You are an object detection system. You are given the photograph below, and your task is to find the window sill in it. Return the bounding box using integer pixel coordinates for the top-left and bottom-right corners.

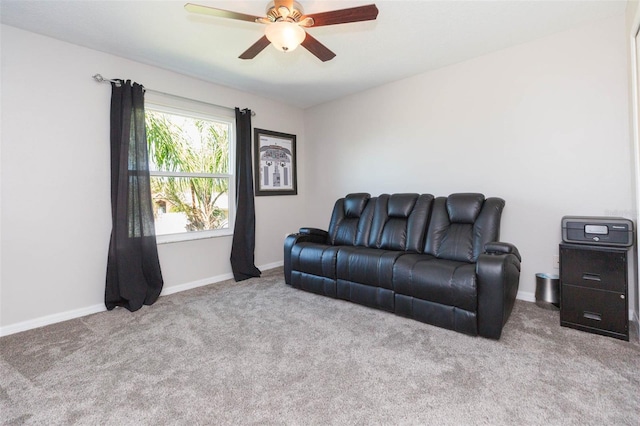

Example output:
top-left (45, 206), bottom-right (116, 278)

top-left (156, 229), bottom-right (233, 244)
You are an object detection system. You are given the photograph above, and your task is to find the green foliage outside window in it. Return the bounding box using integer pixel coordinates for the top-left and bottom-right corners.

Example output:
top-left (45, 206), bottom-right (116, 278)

top-left (145, 110), bottom-right (231, 233)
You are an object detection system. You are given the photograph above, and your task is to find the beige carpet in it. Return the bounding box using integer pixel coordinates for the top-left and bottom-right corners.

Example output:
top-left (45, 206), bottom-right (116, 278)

top-left (1, 267), bottom-right (639, 425)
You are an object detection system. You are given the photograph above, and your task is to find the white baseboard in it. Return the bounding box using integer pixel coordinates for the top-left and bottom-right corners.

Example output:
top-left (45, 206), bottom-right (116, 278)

top-left (516, 291), bottom-right (536, 303)
top-left (159, 272), bottom-right (235, 297)
top-left (0, 303), bottom-right (107, 338)
top-left (259, 260), bottom-right (285, 271)
top-left (0, 261), bottom-right (284, 337)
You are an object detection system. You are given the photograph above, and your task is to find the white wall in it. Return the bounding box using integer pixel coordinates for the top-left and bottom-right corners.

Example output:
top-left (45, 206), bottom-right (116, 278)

top-left (626, 0), bottom-right (640, 333)
top-left (0, 25), bottom-right (308, 333)
top-left (304, 15), bottom-right (634, 308)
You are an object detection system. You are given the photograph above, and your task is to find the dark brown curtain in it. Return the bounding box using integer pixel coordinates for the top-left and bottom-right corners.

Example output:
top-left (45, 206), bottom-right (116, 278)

top-left (105, 80), bottom-right (163, 311)
top-left (230, 108), bottom-right (261, 281)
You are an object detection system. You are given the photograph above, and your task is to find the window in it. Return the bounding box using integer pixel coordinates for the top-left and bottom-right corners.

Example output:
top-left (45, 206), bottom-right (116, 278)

top-left (145, 95), bottom-right (235, 243)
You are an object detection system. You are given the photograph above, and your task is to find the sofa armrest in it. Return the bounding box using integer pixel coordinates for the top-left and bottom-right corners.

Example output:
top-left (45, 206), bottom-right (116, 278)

top-left (299, 227), bottom-right (329, 239)
top-left (476, 249), bottom-right (522, 339)
top-left (484, 242), bottom-right (521, 262)
top-left (284, 232), bottom-right (329, 284)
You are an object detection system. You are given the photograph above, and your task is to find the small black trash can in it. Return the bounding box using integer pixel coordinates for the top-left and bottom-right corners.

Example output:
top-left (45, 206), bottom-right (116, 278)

top-left (535, 273), bottom-right (559, 310)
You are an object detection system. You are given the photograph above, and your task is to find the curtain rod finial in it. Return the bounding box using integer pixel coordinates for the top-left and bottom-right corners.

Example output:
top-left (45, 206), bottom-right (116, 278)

top-left (93, 74), bottom-right (121, 87)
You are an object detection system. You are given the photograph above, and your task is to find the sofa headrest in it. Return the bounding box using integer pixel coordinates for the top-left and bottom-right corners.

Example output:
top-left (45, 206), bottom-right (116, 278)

top-left (344, 193), bottom-right (371, 218)
top-left (446, 193), bottom-right (485, 224)
top-left (388, 193), bottom-right (419, 218)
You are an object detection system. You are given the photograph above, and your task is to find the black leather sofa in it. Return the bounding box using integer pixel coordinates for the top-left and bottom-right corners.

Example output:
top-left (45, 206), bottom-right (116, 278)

top-left (284, 193), bottom-right (521, 339)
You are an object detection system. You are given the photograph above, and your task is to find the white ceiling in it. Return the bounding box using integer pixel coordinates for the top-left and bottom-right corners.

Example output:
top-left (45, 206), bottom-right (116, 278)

top-left (0, 0), bottom-right (628, 108)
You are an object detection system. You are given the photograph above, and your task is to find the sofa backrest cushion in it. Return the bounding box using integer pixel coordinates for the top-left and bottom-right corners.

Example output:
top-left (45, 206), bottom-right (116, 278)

top-left (328, 193), bottom-right (375, 246)
top-left (368, 193), bottom-right (434, 252)
top-left (447, 193), bottom-right (484, 223)
top-left (425, 193), bottom-right (505, 262)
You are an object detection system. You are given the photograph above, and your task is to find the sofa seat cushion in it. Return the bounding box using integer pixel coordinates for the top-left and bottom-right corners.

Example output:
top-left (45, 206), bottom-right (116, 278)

top-left (290, 242), bottom-right (340, 279)
top-left (336, 247), bottom-right (403, 290)
top-left (393, 254), bottom-right (477, 312)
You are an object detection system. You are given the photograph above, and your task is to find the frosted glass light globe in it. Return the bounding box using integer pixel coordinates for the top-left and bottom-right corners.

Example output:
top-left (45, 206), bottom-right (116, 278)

top-left (265, 21), bottom-right (306, 53)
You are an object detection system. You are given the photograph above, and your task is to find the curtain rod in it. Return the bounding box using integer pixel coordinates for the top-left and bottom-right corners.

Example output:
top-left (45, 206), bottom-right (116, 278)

top-left (92, 74), bottom-right (255, 116)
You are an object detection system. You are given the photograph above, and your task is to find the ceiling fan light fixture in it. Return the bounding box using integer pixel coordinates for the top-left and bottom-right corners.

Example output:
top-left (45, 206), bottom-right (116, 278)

top-left (186, 1), bottom-right (379, 61)
top-left (265, 21), bottom-right (306, 53)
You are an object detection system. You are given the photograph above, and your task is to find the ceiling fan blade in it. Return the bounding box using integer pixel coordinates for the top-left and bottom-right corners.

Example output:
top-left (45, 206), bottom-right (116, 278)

top-left (239, 35), bottom-right (271, 60)
top-left (301, 33), bottom-right (336, 62)
top-left (184, 3), bottom-right (261, 23)
top-left (303, 4), bottom-right (378, 27)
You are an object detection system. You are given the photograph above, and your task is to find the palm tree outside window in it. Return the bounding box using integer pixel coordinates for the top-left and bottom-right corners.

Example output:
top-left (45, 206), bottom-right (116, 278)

top-left (145, 104), bottom-right (235, 242)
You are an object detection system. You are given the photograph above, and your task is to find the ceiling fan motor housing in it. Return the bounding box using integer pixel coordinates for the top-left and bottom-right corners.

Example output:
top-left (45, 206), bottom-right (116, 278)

top-left (266, 1), bottom-right (305, 22)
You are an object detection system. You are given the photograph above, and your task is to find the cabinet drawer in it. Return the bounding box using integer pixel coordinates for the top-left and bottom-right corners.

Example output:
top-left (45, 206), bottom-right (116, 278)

top-left (560, 284), bottom-right (627, 337)
top-left (560, 246), bottom-right (626, 292)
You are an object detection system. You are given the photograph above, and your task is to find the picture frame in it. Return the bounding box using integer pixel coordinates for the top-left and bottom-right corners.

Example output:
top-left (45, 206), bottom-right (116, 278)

top-left (254, 128), bottom-right (297, 196)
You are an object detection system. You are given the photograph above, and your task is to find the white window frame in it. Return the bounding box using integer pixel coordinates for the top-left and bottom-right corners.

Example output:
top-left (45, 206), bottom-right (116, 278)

top-left (145, 91), bottom-right (236, 244)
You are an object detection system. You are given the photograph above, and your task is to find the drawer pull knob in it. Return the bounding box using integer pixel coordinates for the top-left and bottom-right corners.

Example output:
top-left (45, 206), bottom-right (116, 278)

top-left (583, 311), bottom-right (602, 321)
top-left (582, 273), bottom-right (601, 282)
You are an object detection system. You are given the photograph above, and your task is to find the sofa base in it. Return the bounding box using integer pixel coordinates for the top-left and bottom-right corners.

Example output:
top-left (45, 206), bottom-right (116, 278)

top-left (394, 294), bottom-right (478, 336)
top-left (288, 274), bottom-right (479, 336)
top-left (337, 280), bottom-right (394, 312)
top-left (291, 271), bottom-right (337, 298)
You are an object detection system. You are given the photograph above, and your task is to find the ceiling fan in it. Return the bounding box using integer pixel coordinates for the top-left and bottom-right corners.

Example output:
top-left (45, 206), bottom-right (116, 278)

top-left (184, 1), bottom-right (379, 62)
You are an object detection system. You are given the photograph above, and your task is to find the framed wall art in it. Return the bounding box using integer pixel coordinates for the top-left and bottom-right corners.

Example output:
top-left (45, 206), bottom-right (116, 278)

top-left (254, 128), bottom-right (297, 196)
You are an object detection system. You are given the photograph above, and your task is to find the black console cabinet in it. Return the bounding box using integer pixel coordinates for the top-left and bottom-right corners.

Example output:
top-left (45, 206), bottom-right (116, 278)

top-left (559, 243), bottom-right (629, 341)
